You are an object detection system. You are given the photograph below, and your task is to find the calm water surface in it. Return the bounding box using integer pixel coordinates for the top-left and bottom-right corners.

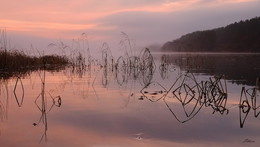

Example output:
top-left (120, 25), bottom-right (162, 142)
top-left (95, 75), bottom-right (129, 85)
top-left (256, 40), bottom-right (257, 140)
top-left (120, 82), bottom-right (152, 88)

top-left (0, 52), bottom-right (260, 147)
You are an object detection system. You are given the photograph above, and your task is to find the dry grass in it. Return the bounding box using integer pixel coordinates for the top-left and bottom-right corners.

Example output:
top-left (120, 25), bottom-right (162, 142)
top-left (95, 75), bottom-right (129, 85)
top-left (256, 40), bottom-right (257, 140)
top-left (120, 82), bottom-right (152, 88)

top-left (0, 50), bottom-right (69, 79)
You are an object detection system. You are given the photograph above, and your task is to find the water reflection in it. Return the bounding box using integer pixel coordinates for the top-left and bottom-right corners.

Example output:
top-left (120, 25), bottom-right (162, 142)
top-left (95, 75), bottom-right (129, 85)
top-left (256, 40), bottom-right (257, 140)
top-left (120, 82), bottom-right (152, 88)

top-left (141, 81), bottom-right (167, 102)
top-left (0, 80), bottom-right (8, 122)
top-left (161, 53), bottom-right (260, 86)
top-left (139, 48), bottom-right (156, 86)
top-left (164, 72), bottom-right (204, 123)
top-left (0, 52), bottom-right (260, 146)
top-left (142, 72), bottom-right (229, 123)
top-left (33, 69), bottom-right (63, 142)
top-left (13, 77), bottom-right (24, 107)
top-left (87, 51), bottom-right (259, 126)
top-left (115, 56), bottom-right (127, 86)
top-left (239, 78), bottom-right (260, 128)
top-left (159, 55), bottom-right (170, 79)
top-left (203, 76), bottom-right (228, 115)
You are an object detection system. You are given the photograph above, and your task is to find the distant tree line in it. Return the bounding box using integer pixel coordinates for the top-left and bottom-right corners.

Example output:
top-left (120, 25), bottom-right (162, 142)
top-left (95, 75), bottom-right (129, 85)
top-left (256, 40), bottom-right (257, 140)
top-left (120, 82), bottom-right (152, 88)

top-left (161, 17), bottom-right (260, 52)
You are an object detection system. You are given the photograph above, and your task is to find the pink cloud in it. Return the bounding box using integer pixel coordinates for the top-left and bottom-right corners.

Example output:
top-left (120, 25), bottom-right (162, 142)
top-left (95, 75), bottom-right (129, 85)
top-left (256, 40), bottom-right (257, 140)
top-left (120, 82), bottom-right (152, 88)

top-left (1, 0), bottom-right (257, 32)
top-left (0, 0), bottom-right (259, 46)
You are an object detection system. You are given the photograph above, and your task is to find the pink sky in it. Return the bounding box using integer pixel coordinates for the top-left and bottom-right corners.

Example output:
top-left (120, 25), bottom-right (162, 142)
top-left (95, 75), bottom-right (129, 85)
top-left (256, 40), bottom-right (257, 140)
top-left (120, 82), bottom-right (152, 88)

top-left (1, 0), bottom-right (260, 51)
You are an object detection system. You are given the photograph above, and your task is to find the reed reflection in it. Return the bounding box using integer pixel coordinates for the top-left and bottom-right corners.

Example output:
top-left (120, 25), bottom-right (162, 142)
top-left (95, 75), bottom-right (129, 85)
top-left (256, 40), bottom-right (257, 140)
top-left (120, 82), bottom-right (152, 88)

top-left (13, 77), bottom-right (24, 107)
top-left (202, 76), bottom-right (228, 115)
top-left (33, 68), bottom-right (63, 142)
top-left (159, 55), bottom-right (169, 80)
top-left (239, 78), bottom-right (260, 128)
top-left (91, 50), bottom-right (259, 127)
top-left (138, 71), bottom-right (230, 123)
top-left (0, 79), bottom-right (9, 122)
top-left (115, 56), bottom-right (127, 86)
top-left (165, 72), bottom-right (204, 123)
top-left (141, 81), bottom-right (167, 102)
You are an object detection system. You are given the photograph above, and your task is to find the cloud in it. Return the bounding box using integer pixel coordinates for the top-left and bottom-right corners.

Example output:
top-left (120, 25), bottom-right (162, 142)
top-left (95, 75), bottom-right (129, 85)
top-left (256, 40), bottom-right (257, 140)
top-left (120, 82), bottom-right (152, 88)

top-left (1, 19), bottom-right (97, 31)
top-left (1, 0), bottom-right (260, 50)
top-left (1, 0), bottom-right (258, 31)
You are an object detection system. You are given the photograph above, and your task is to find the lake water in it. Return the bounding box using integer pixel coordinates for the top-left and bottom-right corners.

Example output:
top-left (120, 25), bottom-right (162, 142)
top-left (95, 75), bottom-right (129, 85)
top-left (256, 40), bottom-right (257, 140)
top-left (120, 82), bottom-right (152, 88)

top-left (0, 52), bottom-right (260, 147)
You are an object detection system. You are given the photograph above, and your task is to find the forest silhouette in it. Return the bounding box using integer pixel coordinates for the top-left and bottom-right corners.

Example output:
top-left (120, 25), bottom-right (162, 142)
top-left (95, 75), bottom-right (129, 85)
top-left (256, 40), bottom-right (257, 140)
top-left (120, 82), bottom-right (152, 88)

top-left (161, 17), bottom-right (260, 52)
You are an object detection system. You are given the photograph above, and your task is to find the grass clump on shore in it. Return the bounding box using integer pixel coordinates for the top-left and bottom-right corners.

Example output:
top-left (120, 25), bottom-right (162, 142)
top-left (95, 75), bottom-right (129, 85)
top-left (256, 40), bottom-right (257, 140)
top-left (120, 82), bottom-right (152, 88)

top-left (0, 50), bottom-right (69, 78)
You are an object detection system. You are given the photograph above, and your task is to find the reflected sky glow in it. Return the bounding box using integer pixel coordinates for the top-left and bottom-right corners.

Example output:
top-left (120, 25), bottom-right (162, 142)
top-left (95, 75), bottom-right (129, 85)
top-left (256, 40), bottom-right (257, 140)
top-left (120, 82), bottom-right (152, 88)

top-left (0, 53), bottom-right (260, 146)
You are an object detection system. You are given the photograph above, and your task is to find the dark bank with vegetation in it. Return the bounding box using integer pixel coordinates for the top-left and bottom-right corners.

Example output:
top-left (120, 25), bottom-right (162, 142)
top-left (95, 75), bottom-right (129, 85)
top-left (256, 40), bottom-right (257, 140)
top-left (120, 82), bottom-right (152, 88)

top-left (161, 17), bottom-right (260, 52)
top-left (0, 50), bottom-right (69, 79)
